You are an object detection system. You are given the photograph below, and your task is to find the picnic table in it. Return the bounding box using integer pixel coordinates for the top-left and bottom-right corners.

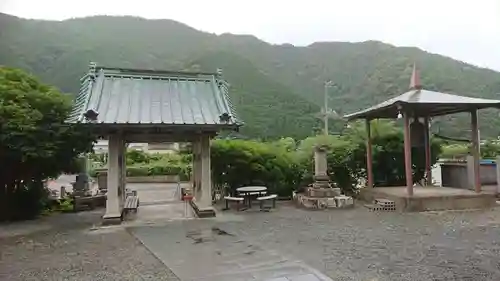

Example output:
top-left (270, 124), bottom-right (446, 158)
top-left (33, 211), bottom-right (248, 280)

top-left (236, 186), bottom-right (267, 208)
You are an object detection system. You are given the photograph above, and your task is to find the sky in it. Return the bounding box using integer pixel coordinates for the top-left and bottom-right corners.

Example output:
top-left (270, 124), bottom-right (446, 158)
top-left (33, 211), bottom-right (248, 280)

top-left (2, 0), bottom-right (500, 71)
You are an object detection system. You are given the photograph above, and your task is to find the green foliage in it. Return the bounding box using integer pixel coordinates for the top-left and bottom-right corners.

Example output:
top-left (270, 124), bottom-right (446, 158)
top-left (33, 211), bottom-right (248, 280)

top-left (441, 144), bottom-right (469, 159)
top-left (211, 140), bottom-right (302, 196)
top-left (341, 120), bottom-right (442, 186)
top-left (214, 121), bottom-right (444, 196)
top-left (440, 140), bottom-right (500, 160)
top-left (52, 197), bottom-right (74, 212)
top-left (123, 151), bottom-right (191, 180)
top-left (126, 150), bottom-right (150, 165)
top-left (480, 140), bottom-right (500, 159)
top-left (3, 14), bottom-right (500, 139)
top-left (0, 66), bottom-right (95, 221)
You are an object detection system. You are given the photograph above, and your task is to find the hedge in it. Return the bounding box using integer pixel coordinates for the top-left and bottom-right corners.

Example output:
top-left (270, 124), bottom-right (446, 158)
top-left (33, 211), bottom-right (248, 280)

top-left (211, 121), bottom-right (443, 197)
top-left (87, 121), bottom-right (444, 198)
top-left (90, 150), bottom-right (191, 181)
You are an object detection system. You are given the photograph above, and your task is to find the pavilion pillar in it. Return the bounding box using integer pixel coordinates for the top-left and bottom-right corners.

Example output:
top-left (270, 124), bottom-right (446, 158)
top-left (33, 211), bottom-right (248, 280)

top-left (198, 134), bottom-right (213, 209)
top-left (496, 155), bottom-right (500, 195)
top-left (423, 117), bottom-right (432, 185)
top-left (471, 110), bottom-right (481, 193)
top-left (103, 134), bottom-right (123, 225)
top-left (119, 139), bottom-right (127, 206)
top-left (192, 140), bottom-right (202, 199)
top-left (191, 141), bottom-right (196, 198)
top-left (365, 119), bottom-right (374, 188)
top-left (403, 112), bottom-right (413, 196)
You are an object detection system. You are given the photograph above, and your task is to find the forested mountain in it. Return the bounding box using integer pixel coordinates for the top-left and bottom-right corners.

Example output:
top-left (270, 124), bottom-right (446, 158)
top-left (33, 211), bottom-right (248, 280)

top-left (1, 13), bottom-right (500, 139)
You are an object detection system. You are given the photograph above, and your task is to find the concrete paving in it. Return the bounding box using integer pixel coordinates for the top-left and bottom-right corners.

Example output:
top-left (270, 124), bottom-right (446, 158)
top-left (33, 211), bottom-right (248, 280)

top-left (123, 183), bottom-right (195, 226)
top-left (127, 183), bottom-right (333, 280)
top-left (130, 221), bottom-right (332, 281)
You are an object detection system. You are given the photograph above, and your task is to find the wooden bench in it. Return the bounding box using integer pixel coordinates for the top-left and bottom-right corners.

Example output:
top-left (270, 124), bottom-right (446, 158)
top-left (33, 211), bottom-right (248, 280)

top-left (123, 195), bottom-right (140, 214)
top-left (223, 196), bottom-right (245, 211)
top-left (257, 194), bottom-right (277, 211)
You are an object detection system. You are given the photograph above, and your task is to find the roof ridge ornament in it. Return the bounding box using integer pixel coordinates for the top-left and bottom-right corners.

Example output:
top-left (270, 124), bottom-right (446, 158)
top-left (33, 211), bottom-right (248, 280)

top-left (219, 112), bottom-right (232, 124)
top-left (88, 61), bottom-right (97, 80)
top-left (83, 109), bottom-right (99, 123)
top-left (409, 63), bottom-right (422, 90)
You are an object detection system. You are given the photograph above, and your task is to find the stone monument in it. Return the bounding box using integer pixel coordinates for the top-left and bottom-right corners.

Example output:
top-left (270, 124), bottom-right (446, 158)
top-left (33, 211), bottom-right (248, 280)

top-left (295, 145), bottom-right (347, 209)
top-left (72, 156), bottom-right (92, 197)
top-left (73, 173), bottom-right (91, 197)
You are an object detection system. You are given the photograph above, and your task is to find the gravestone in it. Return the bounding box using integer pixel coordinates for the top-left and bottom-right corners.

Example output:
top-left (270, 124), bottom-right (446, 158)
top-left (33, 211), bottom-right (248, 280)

top-left (73, 173), bottom-right (91, 197)
top-left (96, 168), bottom-right (108, 194)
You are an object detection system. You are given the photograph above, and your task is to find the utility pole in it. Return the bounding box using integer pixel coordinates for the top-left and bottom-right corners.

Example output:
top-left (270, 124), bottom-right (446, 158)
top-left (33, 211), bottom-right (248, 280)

top-left (323, 81), bottom-right (334, 135)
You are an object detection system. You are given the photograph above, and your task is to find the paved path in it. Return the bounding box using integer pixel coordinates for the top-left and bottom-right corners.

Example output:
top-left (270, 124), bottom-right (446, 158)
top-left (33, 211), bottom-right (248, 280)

top-left (131, 220), bottom-right (332, 281)
top-left (128, 183), bottom-right (332, 280)
top-left (124, 183), bottom-right (195, 226)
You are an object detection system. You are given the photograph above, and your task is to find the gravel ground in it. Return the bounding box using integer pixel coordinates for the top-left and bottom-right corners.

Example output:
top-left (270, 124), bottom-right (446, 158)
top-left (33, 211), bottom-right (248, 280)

top-left (3, 202), bottom-right (500, 281)
top-left (0, 211), bottom-right (180, 281)
top-left (212, 203), bottom-right (500, 281)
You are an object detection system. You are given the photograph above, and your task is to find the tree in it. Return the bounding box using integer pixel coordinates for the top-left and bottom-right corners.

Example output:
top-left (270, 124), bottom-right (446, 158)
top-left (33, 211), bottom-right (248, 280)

top-left (0, 67), bottom-right (95, 221)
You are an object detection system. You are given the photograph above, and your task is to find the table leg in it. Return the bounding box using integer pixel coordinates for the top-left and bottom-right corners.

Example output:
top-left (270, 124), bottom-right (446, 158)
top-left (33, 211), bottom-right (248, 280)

top-left (248, 195), bottom-right (252, 208)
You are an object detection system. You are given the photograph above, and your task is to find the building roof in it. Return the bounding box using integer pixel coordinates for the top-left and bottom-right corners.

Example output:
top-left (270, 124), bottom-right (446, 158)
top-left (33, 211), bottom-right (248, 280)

top-left (344, 64), bottom-right (500, 120)
top-left (67, 64), bottom-right (242, 129)
top-left (344, 89), bottom-right (500, 120)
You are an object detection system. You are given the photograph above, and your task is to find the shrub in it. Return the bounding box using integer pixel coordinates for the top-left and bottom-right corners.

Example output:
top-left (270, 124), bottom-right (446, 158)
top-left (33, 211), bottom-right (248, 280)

top-left (346, 127), bottom-right (442, 187)
top-left (296, 135), bottom-right (363, 195)
top-left (126, 150), bottom-right (149, 165)
top-left (126, 161), bottom-right (191, 180)
top-left (0, 67), bottom-right (94, 222)
top-left (481, 140), bottom-right (500, 159)
top-left (126, 166), bottom-right (150, 177)
top-left (2, 180), bottom-right (49, 221)
top-left (440, 143), bottom-right (469, 159)
top-left (211, 139), bottom-right (301, 197)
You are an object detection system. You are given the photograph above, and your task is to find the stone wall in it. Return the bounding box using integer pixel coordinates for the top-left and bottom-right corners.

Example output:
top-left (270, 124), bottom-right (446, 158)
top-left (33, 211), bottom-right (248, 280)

top-left (440, 162), bottom-right (497, 189)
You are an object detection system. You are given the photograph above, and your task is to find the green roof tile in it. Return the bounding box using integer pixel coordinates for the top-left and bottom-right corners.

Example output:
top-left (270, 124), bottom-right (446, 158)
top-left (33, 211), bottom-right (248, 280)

top-left (67, 66), bottom-right (242, 129)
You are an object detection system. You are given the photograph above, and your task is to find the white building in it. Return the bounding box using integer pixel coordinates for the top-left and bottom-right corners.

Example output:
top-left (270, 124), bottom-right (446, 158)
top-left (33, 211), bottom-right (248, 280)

top-left (93, 140), bottom-right (179, 154)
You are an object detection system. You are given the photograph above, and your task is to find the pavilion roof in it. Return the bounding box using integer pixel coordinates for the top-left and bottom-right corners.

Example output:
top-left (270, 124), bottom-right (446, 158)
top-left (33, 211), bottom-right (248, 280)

top-left (344, 64), bottom-right (500, 120)
top-left (67, 64), bottom-right (242, 130)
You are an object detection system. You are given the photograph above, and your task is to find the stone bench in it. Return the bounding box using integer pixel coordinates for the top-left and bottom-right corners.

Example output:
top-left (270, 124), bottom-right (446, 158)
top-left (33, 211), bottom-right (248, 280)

top-left (223, 196), bottom-right (244, 211)
top-left (257, 194), bottom-right (277, 210)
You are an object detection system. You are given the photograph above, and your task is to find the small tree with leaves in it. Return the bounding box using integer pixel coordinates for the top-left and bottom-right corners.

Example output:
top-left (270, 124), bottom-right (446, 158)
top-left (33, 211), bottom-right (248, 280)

top-left (0, 67), bottom-right (95, 221)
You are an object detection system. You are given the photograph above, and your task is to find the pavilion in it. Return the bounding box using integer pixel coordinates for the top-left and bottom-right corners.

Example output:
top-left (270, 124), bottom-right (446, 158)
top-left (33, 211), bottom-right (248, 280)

top-left (344, 64), bottom-right (500, 211)
top-left (67, 63), bottom-right (242, 224)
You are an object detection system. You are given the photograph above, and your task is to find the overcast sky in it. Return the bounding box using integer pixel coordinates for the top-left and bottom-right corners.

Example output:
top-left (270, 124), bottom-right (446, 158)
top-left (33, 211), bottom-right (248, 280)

top-left (2, 0), bottom-right (500, 71)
